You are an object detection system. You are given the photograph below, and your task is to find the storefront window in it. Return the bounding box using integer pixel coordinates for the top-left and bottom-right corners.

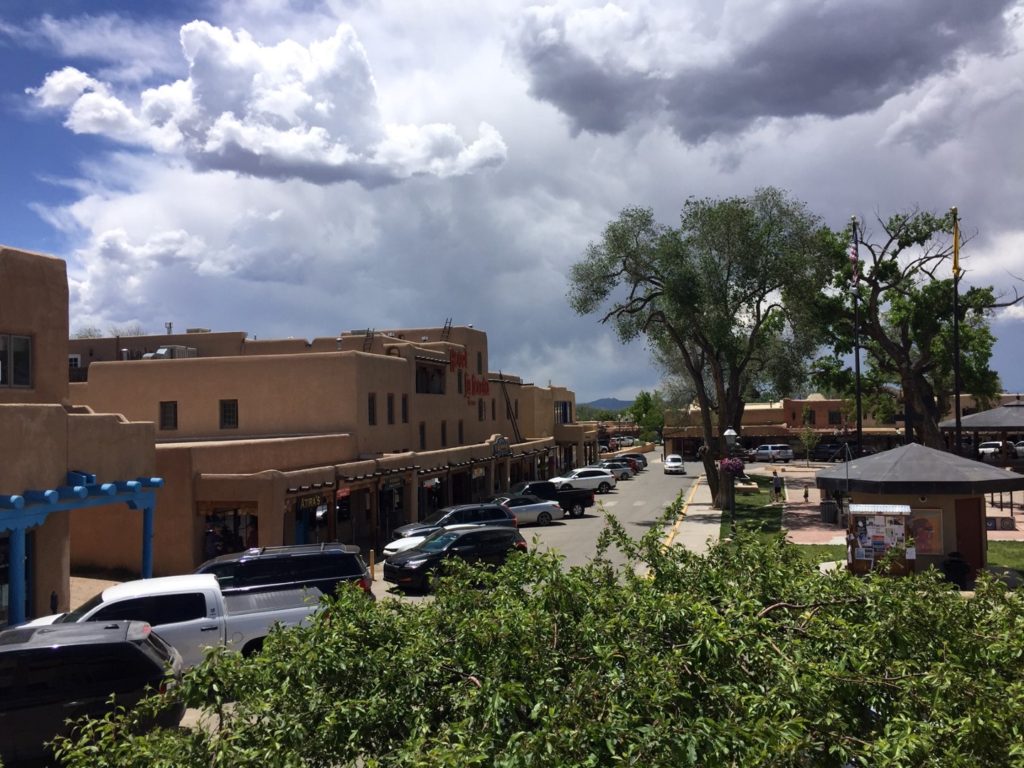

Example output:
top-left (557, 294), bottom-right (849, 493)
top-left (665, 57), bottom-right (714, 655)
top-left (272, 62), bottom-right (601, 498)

top-left (202, 510), bottom-right (257, 560)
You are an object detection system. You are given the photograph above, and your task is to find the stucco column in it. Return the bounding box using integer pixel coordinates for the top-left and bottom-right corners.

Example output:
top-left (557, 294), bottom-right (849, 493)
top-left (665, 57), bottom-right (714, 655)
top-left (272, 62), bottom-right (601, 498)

top-left (404, 475), bottom-right (418, 524)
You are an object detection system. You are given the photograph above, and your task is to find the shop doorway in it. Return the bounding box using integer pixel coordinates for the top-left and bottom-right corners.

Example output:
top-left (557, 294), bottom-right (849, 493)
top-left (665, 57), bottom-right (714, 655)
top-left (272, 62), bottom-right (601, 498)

top-left (202, 508), bottom-right (258, 561)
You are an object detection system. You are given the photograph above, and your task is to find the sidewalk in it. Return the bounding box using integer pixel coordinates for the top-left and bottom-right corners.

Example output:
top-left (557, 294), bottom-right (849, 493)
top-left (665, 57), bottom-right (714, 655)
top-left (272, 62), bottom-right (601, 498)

top-left (666, 477), bottom-right (721, 554)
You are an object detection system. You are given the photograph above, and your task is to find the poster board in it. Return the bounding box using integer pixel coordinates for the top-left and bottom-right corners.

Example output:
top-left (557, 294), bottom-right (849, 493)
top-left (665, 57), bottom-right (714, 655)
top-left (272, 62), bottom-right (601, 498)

top-left (847, 504), bottom-right (911, 575)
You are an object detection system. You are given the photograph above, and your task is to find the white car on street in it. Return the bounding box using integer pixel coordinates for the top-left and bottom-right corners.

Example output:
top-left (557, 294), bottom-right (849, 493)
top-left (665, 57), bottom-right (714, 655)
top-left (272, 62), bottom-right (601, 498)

top-left (663, 454), bottom-right (686, 475)
top-left (978, 441), bottom-right (1012, 460)
top-left (550, 468), bottom-right (617, 493)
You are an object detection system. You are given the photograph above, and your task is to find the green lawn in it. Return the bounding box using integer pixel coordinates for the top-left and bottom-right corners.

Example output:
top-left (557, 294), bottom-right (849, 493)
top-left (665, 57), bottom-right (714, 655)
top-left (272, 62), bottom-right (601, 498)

top-left (719, 476), bottom-right (782, 540)
top-left (792, 540), bottom-right (1024, 586)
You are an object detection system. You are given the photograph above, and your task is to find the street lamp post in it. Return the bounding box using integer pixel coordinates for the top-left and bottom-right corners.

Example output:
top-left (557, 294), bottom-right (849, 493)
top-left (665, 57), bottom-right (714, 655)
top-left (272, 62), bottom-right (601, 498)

top-left (724, 428), bottom-right (738, 533)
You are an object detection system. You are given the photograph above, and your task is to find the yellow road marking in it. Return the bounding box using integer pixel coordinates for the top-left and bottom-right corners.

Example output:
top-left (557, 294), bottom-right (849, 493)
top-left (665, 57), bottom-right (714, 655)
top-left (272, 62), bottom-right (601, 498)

top-left (663, 477), bottom-right (702, 548)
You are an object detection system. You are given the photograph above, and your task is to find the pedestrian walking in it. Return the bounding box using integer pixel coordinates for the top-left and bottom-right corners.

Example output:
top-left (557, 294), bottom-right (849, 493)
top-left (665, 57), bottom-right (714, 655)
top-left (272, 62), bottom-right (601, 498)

top-left (772, 471), bottom-right (783, 503)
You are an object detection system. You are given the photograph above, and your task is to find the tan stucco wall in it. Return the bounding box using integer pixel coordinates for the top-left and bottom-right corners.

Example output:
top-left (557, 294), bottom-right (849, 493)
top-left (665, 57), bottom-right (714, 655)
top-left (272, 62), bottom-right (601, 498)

top-left (0, 247), bottom-right (69, 405)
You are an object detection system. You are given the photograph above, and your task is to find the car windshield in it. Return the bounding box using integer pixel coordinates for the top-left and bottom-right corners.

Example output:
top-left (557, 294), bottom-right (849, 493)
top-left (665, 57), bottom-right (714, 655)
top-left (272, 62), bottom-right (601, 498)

top-left (57, 591), bottom-right (106, 622)
top-left (420, 508), bottom-right (453, 525)
top-left (414, 531), bottom-right (461, 553)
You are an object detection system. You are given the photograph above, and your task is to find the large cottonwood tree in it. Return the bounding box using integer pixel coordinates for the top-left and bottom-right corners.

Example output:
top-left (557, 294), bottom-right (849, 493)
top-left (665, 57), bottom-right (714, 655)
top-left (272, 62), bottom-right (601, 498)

top-left (568, 188), bottom-right (839, 501)
top-left (813, 210), bottom-right (1009, 448)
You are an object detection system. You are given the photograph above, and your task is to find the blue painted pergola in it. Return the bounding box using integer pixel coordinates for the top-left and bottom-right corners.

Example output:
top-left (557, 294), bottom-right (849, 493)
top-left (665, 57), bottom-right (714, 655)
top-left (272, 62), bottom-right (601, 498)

top-left (0, 471), bottom-right (163, 626)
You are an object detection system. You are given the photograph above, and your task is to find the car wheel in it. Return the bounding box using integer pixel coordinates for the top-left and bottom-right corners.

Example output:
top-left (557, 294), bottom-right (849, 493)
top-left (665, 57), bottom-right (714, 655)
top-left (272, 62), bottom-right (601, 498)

top-left (537, 511), bottom-right (552, 526)
top-left (598, 482), bottom-right (611, 493)
top-left (620, 471), bottom-right (629, 481)
top-left (571, 502), bottom-right (584, 518)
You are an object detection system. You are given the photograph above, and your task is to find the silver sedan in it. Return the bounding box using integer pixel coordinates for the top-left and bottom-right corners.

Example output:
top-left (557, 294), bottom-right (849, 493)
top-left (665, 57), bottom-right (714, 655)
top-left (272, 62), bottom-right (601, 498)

top-left (495, 495), bottom-right (565, 526)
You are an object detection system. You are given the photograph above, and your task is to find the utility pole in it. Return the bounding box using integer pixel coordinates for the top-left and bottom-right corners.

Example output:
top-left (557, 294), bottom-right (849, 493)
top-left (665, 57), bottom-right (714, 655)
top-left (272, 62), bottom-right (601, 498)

top-left (951, 206), bottom-right (963, 455)
top-left (850, 217), bottom-right (864, 456)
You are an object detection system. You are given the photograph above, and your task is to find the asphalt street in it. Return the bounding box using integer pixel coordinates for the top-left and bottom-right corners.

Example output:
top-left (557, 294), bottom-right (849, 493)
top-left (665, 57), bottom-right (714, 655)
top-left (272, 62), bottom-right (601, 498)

top-left (371, 450), bottom-right (700, 601)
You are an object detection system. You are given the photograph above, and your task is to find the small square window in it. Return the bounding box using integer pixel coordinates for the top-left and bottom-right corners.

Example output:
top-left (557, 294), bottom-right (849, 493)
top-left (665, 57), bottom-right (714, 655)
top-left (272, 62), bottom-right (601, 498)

top-left (219, 399), bottom-right (238, 429)
top-left (159, 401), bottom-right (178, 431)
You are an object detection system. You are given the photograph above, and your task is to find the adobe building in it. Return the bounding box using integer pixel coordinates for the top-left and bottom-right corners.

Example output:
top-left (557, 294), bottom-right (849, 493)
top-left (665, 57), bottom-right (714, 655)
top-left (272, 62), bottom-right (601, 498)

top-left (69, 325), bottom-right (598, 576)
top-left (1, 246), bottom-right (158, 627)
top-left (663, 394), bottom-right (904, 458)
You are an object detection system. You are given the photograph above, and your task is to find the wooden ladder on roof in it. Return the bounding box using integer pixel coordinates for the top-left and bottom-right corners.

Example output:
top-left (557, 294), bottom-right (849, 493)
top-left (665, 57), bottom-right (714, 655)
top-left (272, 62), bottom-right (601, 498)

top-left (362, 328), bottom-right (375, 351)
top-left (498, 371), bottom-right (524, 444)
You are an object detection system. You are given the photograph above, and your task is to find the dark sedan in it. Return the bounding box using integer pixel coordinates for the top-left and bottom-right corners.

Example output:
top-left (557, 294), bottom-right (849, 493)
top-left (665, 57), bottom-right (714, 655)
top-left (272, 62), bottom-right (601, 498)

top-left (391, 503), bottom-right (516, 541)
top-left (382, 526), bottom-right (527, 591)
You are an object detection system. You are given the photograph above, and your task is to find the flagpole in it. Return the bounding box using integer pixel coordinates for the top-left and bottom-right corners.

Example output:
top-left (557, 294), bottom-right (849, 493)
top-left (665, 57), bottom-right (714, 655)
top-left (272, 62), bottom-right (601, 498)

top-left (850, 216), bottom-right (863, 456)
top-left (951, 206), bottom-right (962, 454)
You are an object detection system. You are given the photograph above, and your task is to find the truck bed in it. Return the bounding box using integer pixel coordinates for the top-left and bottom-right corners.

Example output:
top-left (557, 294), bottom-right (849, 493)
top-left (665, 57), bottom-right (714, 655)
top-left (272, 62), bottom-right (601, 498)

top-left (223, 587), bottom-right (323, 617)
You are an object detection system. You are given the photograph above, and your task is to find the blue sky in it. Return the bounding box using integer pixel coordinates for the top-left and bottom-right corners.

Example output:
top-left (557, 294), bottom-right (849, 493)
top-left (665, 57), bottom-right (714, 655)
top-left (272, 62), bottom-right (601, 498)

top-left (2, 0), bottom-right (1024, 403)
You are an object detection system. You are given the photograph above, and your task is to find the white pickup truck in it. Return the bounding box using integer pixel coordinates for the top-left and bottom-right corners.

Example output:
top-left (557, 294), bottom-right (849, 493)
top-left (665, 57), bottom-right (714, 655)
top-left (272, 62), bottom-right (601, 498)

top-left (25, 574), bottom-right (321, 668)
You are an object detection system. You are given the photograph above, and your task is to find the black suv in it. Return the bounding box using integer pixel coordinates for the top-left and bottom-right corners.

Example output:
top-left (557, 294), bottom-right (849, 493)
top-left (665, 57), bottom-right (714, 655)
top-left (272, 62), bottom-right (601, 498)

top-left (383, 526), bottom-right (528, 591)
top-left (391, 503), bottom-right (517, 541)
top-left (196, 542), bottom-right (374, 599)
top-left (0, 621), bottom-right (185, 765)
top-left (810, 443), bottom-right (845, 462)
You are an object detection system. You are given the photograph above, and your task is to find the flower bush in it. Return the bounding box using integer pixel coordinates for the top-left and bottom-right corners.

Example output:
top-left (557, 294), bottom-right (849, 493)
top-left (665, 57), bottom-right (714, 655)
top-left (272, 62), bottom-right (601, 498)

top-left (719, 456), bottom-right (745, 476)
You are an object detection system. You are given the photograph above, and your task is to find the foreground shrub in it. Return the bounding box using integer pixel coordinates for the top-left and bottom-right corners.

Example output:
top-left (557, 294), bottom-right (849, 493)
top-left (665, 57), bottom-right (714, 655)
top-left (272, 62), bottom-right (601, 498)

top-left (54, 514), bottom-right (1024, 767)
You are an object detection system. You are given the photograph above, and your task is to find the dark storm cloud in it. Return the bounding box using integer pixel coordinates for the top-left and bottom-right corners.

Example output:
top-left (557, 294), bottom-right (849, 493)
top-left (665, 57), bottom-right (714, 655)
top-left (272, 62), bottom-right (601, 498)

top-left (518, 0), bottom-right (1015, 142)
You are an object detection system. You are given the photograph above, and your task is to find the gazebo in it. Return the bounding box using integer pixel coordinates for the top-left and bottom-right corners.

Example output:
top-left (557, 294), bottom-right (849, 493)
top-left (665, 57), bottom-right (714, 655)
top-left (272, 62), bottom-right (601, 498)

top-left (816, 443), bottom-right (1024, 581)
top-left (939, 399), bottom-right (1024, 459)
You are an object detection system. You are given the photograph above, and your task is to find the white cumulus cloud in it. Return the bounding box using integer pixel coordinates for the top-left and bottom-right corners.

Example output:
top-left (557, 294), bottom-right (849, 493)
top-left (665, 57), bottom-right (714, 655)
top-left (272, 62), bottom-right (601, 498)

top-left (28, 20), bottom-right (507, 186)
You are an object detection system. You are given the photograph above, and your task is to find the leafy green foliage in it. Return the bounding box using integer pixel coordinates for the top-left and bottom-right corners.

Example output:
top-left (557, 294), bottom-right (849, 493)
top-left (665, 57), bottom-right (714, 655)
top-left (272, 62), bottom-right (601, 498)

top-left (569, 189), bottom-right (838, 501)
top-left (628, 390), bottom-right (665, 440)
top-left (813, 211), bottom-right (1004, 447)
top-left (53, 520), bottom-right (1024, 768)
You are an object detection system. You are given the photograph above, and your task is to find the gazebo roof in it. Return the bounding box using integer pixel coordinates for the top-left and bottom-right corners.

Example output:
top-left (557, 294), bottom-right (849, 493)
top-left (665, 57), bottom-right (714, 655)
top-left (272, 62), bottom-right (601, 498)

top-left (815, 442), bottom-right (1024, 495)
top-left (939, 400), bottom-right (1024, 431)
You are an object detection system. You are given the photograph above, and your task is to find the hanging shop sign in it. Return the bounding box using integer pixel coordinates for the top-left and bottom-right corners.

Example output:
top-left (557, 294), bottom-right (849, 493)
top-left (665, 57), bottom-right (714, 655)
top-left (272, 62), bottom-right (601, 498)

top-left (471, 466), bottom-right (486, 479)
top-left (297, 494), bottom-right (326, 512)
top-left (493, 436), bottom-right (511, 458)
top-left (335, 487), bottom-right (351, 501)
top-left (382, 475), bottom-right (404, 490)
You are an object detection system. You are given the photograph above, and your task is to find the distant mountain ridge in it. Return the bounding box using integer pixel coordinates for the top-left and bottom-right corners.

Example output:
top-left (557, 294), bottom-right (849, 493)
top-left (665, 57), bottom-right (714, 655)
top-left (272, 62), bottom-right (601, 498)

top-left (582, 397), bottom-right (632, 412)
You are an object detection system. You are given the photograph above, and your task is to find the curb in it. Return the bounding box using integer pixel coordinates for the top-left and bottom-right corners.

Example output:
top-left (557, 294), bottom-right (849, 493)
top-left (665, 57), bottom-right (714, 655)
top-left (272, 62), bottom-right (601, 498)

top-left (663, 476), bottom-right (703, 548)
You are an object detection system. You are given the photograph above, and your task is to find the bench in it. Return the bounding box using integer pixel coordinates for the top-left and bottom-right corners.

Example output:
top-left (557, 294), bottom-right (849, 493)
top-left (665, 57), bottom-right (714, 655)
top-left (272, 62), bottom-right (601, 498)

top-left (735, 481), bottom-right (759, 495)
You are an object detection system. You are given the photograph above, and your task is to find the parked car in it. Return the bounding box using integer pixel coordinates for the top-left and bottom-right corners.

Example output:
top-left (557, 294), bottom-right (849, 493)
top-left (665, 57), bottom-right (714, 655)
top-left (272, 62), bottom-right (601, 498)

top-left (383, 523), bottom-right (480, 558)
top-left (0, 621), bottom-right (185, 765)
top-left (493, 495), bottom-right (565, 526)
top-left (751, 444), bottom-right (795, 463)
top-left (549, 468), bottom-right (617, 493)
top-left (978, 441), bottom-right (1013, 460)
top-left (383, 526), bottom-right (528, 591)
top-left (1016, 441), bottom-right (1024, 458)
top-left (598, 460), bottom-right (634, 480)
top-left (663, 454), bottom-right (686, 475)
top-left (25, 574), bottom-right (322, 668)
top-left (392, 503), bottom-right (517, 541)
top-left (196, 542), bottom-right (373, 599)
top-left (619, 452), bottom-right (648, 469)
top-left (810, 443), bottom-right (845, 462)
top-left (507, 481), bottom-right (596, 518)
